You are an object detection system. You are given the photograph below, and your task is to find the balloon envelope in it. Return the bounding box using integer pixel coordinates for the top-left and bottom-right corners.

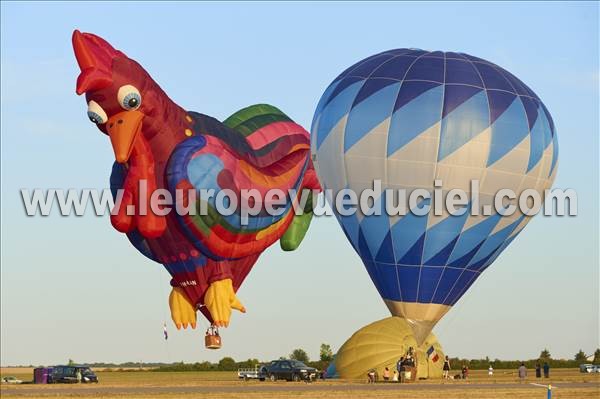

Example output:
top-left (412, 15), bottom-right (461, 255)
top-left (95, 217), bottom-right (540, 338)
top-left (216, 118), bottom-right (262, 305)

top-left (332, 317), bottom-right (445, 379)
top-left (311, 49), bottom-right (558, 343)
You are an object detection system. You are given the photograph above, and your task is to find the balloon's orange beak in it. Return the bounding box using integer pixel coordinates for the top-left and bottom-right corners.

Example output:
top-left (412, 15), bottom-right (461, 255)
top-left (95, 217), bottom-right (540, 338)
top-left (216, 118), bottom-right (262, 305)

top-left (106, 110), bottom-right (144, 163)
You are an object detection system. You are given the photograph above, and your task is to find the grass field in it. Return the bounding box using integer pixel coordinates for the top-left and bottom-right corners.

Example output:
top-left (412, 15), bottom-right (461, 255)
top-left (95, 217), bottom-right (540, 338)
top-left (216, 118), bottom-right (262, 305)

top-left (1, 368), bottom-right (598, 398)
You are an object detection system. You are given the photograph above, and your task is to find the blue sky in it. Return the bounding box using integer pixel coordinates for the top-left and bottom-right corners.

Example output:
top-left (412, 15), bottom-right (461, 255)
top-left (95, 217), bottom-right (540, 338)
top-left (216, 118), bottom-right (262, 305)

top-left (1, 2), bottom-right (598, 365)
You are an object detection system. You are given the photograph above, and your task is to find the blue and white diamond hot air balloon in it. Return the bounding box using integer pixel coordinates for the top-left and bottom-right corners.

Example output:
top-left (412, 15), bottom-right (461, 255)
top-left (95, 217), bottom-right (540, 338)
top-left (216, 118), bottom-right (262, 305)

top-left (311, 49), bottom-right (558, 344)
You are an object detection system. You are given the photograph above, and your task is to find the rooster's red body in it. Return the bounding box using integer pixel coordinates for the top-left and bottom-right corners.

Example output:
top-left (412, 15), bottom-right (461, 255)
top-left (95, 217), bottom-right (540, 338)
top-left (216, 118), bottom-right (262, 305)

top-left (73, 30), bottom-right (319, 332)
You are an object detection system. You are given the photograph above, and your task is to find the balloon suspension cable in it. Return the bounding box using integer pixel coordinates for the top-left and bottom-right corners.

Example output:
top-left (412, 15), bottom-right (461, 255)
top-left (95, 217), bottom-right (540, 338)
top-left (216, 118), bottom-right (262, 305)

top-left (198, 304), bottom-right (212, 330)
top-left (434, 281), bottom-right (479, 339)
top-left (157, 265), bottom-right (171, 362)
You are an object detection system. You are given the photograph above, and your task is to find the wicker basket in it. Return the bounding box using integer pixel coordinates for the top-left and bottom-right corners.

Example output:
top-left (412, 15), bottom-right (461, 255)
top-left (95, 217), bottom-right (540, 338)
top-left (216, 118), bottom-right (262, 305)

top-left (205, 326), bottom-right (222, 349)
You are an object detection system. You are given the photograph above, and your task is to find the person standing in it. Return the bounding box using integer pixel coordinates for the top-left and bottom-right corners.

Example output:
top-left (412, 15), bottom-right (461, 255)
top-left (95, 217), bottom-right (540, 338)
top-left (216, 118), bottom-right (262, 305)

top-left (397, 357), bottom-right (405, 383)
top-left (488, 365), bottom-right (494, 376)
top-left (443, 356), bottom-right (451, 379)
top-left (518, 362), bottom-right (527, 383)
top-left (404, 354), bottom-right (415, 382)
top-left (392, 370), bottom-right (399, 382)
top-left (383, 367), bottom-right (390, 382)
top-left (76, 369), bottom-right (82, 383)
top-left (543, 362), bottom-right (550, 378)
top-left (367, 369), bottom-right (376, 383)
top-left (535, 362), bottom-right (541, 378)
top-left (461, 364), bottom-right (469, 379)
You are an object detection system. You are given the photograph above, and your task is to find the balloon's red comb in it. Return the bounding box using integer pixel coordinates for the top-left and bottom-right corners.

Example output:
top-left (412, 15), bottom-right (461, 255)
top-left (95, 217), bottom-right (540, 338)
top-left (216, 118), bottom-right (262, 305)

top-left (72, 30), bottom-right (125, 95)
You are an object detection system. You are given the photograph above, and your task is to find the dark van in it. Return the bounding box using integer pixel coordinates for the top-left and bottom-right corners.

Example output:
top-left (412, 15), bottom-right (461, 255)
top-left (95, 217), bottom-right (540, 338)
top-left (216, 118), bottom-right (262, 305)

top-left (48, 365), bottom-right (98, 383)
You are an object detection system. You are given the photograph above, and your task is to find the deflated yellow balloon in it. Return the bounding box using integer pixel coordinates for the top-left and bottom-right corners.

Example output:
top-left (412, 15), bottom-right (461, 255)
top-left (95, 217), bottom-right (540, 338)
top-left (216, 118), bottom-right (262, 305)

top-left (334, 317), bottom-right (445, 379)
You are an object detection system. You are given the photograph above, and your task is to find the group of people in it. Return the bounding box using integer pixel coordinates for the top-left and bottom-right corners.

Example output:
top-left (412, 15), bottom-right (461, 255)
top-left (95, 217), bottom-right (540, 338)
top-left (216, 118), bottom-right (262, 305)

top-left (368, 351), bottom-right (552, 384)
top-left (395, 349), bottom-right (417, 383)
top-left (518, 362), bottom-right (550, 382)
top-left (443, 358), bottom-right (551, 382)
top-left (367, 367), bottom-right (398, 383)
top-left (366, 347), bottom-right (417, 383)
top-left (442, 356), bottom-right (470, 380)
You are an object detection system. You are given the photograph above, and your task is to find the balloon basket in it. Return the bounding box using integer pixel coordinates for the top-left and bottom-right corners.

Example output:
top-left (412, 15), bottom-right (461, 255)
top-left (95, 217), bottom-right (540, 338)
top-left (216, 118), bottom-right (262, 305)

top-left (205, 335), bottom-right (221, 349)
top-left (205, 326), bottom-right (222, 350)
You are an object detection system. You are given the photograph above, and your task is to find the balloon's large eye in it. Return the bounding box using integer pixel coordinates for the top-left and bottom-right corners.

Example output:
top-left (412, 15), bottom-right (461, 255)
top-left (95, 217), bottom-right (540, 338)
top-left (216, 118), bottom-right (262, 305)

top-left (87, 100), bottom-right (108, 124)
top-left (117, 85), bottom-right (142, 110)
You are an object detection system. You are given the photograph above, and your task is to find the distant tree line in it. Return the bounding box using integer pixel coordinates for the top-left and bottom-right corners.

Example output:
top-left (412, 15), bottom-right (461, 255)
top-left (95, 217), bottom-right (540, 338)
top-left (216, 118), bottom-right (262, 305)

top-left (449, 349), bottom-right (600, 370)
top-left (153, 358), bottom-right (260, 372)
top-left (23, 347), bottom-right (599, 372)
top-left (149, 348), bottom-right (600, 372)
top-left (81, 361), bottom-right (170, 368)
top-left (152, 345), bottom-right (333, 372)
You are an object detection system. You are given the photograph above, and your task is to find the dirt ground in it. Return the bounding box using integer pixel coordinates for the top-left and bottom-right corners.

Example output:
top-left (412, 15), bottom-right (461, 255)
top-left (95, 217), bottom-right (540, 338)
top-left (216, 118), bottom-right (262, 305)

top-left (1, 368), bottom-right (598, 398)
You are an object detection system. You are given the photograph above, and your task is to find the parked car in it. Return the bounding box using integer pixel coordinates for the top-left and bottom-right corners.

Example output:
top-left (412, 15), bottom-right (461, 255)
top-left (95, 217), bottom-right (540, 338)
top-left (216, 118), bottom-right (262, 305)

top-left (48, 365), bottom-right (98, 383)
top-left (265, 360), bottom-right (317, 382)
top-left (1, 376), bottom-right (22, 384)
top-left (580, 364), bottom-right (600, 373)
top-left (78, 366), bottom-right (99, 383)
top-left (237, 365), bottom-right (268, 381)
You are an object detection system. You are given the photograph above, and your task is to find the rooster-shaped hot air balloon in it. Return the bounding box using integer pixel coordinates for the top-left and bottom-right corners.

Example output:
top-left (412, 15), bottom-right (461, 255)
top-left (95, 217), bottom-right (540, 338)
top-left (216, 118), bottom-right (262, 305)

top-left (72, 30), bottom-right (320, 346)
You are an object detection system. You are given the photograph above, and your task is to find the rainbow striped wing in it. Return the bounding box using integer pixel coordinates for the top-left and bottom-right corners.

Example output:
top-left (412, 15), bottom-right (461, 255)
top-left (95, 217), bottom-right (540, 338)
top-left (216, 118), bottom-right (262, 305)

top-left (167, 105), bottom-right (311, 260)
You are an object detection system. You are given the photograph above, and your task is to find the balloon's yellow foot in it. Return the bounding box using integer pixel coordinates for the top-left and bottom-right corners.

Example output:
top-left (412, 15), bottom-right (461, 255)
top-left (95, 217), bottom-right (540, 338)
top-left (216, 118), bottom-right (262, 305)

top-left (169, 287), bottom-right (197, 330)
top-left (204, 278), bottom-right (245, 327)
